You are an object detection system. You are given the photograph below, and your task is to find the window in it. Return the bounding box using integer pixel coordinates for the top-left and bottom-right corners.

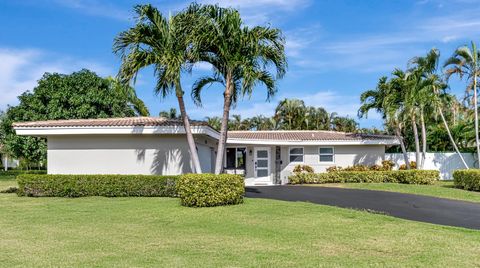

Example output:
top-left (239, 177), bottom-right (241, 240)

top-left (319, 147), bottom-right (334, 163)
top-left (225, 147), bottom-right (246, 169)
top-left (289, 147), bottom-right (304, 163)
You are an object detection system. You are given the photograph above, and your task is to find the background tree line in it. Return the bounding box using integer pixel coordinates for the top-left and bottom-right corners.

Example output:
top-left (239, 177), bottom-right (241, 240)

top-left (160, 98), bottom-right (359, 132)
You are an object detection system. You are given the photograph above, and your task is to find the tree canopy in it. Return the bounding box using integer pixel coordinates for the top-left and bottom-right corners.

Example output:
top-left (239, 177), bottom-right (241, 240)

top-left (1, 69), bottom-right (148, 167)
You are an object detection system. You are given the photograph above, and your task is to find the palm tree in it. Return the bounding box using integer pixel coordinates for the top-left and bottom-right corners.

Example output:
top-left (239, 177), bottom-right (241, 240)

top-left (159, 108), bottom-right (178, 119)
top-left (305, 106), bottom-right (329, 130)
top-left (106, 77), bottom-right (150, 116)
top-left (390, 69), bottom-right (420, 167)
top-left (359, 76), bottom-right (411, 169)
top-left (205, 116), bottom-right (221, 131)
top-left (113, 4), bottom-right (203, 173)
top-left (410, 48), bottom-right (468, 169)
top-left (188, 4), bottom-right (287, 174)
top-left (275, 99), bottom-right (306, 130)
top-left (444, 41), bottom-right (480, 166)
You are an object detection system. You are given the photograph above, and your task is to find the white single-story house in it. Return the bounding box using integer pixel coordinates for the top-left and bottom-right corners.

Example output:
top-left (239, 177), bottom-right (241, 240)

top-left (13, 117), bottom-right (399, 185)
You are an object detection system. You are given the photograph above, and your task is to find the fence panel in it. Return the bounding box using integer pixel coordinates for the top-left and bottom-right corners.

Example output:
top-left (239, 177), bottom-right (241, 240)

top-left (385, 152), bottom-right (477, 180)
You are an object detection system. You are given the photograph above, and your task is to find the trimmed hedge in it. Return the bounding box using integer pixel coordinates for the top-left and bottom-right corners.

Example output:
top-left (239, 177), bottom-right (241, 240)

top-left (289, 170), bottom-right (439, 185)
top-left (17, 174), bottom-right (178, 197)
top-left (0, 170), bottom-right (47, 177)
top-left (453, 169), bottom-right (480, 191)
top-left (177, 174), bottom-right (244, 207)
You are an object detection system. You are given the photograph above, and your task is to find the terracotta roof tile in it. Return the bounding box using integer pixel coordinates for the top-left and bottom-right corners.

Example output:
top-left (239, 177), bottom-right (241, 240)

top-left (13, 117), bottom-right (209, 128)
top-left (227, 130), bottom-right (397, 141)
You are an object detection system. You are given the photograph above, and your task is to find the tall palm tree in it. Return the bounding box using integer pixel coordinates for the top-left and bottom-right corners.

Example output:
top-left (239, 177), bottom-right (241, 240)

top-left (113, 4), bottom-right (203, 173)
top-left (359, 76), bottom-right (411, 169)
top-left (188, 4), bottom-right (287, 174)
top-left (390, 69), bottom-right (420, 167)
top-left (444, 41), bottom-right (480, 165)
top-left (410, 48), bottom-right (468, 169)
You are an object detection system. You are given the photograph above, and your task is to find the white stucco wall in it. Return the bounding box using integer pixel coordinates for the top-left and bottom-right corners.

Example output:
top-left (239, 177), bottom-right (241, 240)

top-left (279, 145), bottom-right (385, 183)
top-left (47, 134), bottom-right (215, 175)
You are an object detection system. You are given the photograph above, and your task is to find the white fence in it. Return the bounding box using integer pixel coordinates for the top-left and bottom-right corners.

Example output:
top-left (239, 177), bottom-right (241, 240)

top-left (1, 156), bottom-right (19, 171)
top-left (385, 152), bottom-right (477, 180)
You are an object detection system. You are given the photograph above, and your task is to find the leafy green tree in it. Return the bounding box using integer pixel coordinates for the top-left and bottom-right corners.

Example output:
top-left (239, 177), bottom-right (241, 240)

top-left (2, 69), bottom-right (147, 167)
top-left (114, 4), bottom-right (203, 173)
top-left (189, 4), bottom-right (287, 174)
top-left (444, 42), bottom-right (480, 164)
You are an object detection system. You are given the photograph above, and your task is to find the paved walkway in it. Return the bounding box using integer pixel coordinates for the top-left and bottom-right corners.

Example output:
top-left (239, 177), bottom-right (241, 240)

top-left (245, 186), bottom-right (480, 230)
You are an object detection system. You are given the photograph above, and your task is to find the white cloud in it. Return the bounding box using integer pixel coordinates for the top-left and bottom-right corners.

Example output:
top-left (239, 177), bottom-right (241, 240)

top-left (0, 47), bottom-right (113, 110)
top-left (197, 0), bottom-right (311, 25)
top-left (52, 0), bottom-right (131, 21)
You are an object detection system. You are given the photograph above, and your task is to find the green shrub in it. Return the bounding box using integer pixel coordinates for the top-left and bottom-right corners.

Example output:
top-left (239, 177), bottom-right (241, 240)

top-left (17, 174), bottom-right (178, 197)
top-left (326, 161), bottom-right (396, 172)
top-left (177, 174), bottom-right (244, 207)
top-left (293, 164), bottom-right (314, 174)
top-left (289, 170), bottom-right (439, 185)
top-left (453, 169), bottom-right (480, 191)
top-left (400, 161), bottom-right (417, 170)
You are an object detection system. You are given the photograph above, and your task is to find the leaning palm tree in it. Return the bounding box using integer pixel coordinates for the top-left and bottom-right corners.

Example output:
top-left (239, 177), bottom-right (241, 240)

top-left (359, 76), bottom-right (411, 169)
top-left (444, 42), bottom-right (480, 165)
top-left (188, 4), bottom-right (287, 174)
top-left (410, 48), bottom-right (468, 168)
top-left (113, 4), bottom-right (203, 173)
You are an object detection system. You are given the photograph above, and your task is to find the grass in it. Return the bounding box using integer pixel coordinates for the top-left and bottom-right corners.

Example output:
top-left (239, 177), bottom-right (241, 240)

top-left (0, 175), bottom-right (16, 192)
top-left (0, 193), bottom-right (480, 267)
top-left (315, 181), bottom-right (480, 203)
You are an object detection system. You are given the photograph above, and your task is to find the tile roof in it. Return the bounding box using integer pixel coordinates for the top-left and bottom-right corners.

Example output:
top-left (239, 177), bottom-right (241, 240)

top-left (227, 130), bottom-right (397, 141)
top-left (13, 117), bottom-right (210, 128)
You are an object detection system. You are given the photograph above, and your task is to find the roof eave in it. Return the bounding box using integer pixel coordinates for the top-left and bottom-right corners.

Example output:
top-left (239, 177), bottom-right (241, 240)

top-left (14, 125), bottom-right (220, 140)
top-left (226, 138), bottom-right (400, 146)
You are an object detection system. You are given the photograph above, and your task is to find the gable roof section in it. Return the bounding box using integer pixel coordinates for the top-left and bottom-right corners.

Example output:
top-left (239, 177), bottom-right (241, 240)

top-left (227, 130), bottom-right (399, 145)
top-left (12, 117), bottom-right (209, 128)
top-left (13, 117), bottom-right (219, 139)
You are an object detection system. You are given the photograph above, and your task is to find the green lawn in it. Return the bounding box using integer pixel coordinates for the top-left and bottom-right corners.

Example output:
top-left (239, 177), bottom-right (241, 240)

top-left (1, 192), bottom-right (480, 267)
top-left (315, 181), bottom-right (480, 203)
top-left (0, 175), bottom-right (16, 192)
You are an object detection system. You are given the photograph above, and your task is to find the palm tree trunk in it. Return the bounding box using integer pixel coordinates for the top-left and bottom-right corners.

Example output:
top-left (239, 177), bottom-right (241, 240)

top-left (420, 111), bottom-right (427, 170)
top-left (474, 74), bottom-right (480, 168)
top-left (214, 72), bottom-right (233, 174)
top-left (176, 84), bottom-right (202, 174)
top-left (411, 115), bottom-right (421, 168)
top-left (395, 126), bottom-right (410, 169)
top-left (438, 107), bottom-right (469, 169)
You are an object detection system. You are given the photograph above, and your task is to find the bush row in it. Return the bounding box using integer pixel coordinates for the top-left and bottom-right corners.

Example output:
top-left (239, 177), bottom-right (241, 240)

top-left (453, 170), bottom-right (480, 191)
top-left (17, 174), bottom-right (178, 197)
top-left (0, 170), bottom-right (47, 177)
top-left (289, 170), bottom-right (439, 185)
top-left (16, 173), bottom-right (245, 207)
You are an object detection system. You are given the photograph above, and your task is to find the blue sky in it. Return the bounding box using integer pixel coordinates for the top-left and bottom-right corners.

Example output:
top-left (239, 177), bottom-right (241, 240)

top-left (1, 0), bottom-right (479, 128)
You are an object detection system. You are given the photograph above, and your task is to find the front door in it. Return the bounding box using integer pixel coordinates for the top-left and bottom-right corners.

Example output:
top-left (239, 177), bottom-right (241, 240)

top-left (254, 147), bottom-right (271, 185)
